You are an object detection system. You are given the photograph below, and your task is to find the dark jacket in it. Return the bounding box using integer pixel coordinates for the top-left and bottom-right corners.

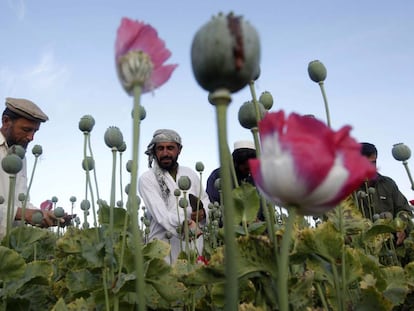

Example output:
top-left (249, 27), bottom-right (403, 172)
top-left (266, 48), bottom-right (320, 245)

top-left (359, 173), bottom-right (413, 219)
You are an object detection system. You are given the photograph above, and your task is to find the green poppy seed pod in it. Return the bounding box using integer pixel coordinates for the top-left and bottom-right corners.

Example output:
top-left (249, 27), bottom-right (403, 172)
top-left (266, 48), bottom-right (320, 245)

top-left (191, 12), bottom-right (261, 93)
top-left (392, 143), bottom-right (411, 162)
top-left (131, 106), bottom-right (147, 120)
top-left (397, 211), bottom-right (411, 222)
top-left (8, 145), bottom-right (26, 159)
top-left (174, 189), bottom-right (181, 197)
top-left (32, 144), bottom-right (43, 157)
top-left (80, 199), bottom-right (90, 211)
top-left (70, 196), bottom-right (77, 203)
top-left (238, 100), bottom-right (266, 129)
top-left (104, 126), bottom-right (124, 149)
top-left (51, 196), bottom-right (58, 203)
top-left (2, 154), bottom-right (23, 174)
top-left (179, 197), bottom-right (188, 208)
top-left (18, 193), bottom-right (26, 202)
top-left (126, 160), bottom-right (132, 173)
top-left (372, 214), bottom-right (380, 222)
top-left (82, 156), bottom-right (95, 171)
top-left (118, 141), bottom-right (127, 153)
top-left (97, 199), bottom-right (108, 208)
top-left (214, 178), bottom-right (221, 191)
top-left (54, 206), bottom-right (65, 218)
top-left (0, 196), bottom-right (4, 204)
top-left (195, 161), bottom-right (205, 172)
top-left (380, 211), bottom-right (393, 220)
top-left (178, 176), bottom-right (191, 191)
top-left (259, 91), bottom-right (274, 110)
top-left (32, 211), bottom-right (43, 225)
top-left (75, 217), bottom-right (80, 225)
top-left (357, 191), bottom-right (367, 199)
top-left (308, 60), bottom-right (327, 83)
top-left (79, 115), bottom-right (95, 133)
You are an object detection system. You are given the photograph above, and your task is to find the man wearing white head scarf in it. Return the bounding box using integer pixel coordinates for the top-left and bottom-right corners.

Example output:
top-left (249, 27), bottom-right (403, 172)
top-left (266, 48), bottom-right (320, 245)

top-left (138, 129), bottom-right (210, 264)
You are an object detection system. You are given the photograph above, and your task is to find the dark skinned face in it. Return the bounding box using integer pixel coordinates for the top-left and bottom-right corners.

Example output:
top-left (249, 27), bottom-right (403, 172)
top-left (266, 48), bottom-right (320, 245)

top-left (1, 116), bottom-right (40, 149)
top-left (154, 141), bottom-right (182, 171)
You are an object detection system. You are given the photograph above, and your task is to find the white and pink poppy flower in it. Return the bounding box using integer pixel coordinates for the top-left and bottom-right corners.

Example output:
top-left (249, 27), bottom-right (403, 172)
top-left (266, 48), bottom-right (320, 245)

top-left (115, 17), bottom-right (178, 95)
top-left (249, 111), bottom-right (376, 215)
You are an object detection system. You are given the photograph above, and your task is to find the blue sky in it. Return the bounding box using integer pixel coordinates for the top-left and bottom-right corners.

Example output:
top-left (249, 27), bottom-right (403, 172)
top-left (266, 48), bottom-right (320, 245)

top-left (1, 0), bottom-right (413, 218)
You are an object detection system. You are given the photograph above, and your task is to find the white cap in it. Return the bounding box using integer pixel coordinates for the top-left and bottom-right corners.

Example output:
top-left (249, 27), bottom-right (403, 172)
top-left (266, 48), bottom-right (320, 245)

top-left (233, 140), bottom-right (255, 151)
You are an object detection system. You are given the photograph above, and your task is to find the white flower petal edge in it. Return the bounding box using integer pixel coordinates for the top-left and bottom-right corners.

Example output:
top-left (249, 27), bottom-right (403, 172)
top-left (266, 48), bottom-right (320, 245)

top-left (303, 155), bottom-right (348, 207)
top-left (259, 133), bottom-right (309, 204)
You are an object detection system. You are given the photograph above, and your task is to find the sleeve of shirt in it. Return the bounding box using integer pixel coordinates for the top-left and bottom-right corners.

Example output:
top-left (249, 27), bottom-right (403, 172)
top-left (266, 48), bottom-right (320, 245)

top-left (390, 179), bottom-right (413, 216)
top-left (206, 168), bottom-right (220, 203)
top-left (138, 171), bottom-right (185, 237)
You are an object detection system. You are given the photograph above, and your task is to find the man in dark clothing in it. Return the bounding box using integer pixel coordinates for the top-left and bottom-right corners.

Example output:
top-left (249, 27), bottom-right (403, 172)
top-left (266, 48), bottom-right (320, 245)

top-left (206, 140), bottom-right (256, 204)
top-left (359, 142), bottom-right (413, 245)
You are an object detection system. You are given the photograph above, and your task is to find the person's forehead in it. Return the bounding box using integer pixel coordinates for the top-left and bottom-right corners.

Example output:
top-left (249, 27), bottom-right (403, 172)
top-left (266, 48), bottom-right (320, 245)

top-left (13, 118), bottom-right (40, 129)
top-left (155, 141), bottom-right (178, 147)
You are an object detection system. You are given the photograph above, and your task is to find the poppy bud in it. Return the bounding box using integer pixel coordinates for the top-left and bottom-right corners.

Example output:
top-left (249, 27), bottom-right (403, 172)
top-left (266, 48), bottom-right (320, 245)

top-left (308, 60), bottom-right (327, 83)
top-left (392, 143), bottom-right (411, 162)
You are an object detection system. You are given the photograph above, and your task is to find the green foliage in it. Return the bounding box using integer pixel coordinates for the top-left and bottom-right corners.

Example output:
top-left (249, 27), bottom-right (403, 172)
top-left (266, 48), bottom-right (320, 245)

top-left (0, 192), bottom-right (413, 310)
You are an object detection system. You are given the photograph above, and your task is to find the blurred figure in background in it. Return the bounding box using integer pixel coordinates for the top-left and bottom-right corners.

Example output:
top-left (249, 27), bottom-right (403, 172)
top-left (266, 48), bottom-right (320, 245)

top-left (206, 140), bottom-right (257, 204)
top-left (358, 142), bottom-right (413, 245)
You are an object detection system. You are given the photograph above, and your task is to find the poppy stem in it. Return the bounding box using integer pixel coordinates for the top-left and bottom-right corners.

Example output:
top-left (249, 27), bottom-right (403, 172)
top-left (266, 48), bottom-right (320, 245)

top-left (130, 84), bottom-right (146, 311)
top-left (278, 207), bottom-right (296, 311)
top-left (318, 81), bottom-right (331, 128)
top-left (210, 88), bottom-right (239, 311)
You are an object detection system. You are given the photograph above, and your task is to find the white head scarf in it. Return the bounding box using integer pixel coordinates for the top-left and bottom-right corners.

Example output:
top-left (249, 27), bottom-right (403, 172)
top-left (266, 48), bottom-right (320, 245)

top-left (145, 129), bottom-right (182, 168)
top-left (144, 129), bottom-right (182, 203)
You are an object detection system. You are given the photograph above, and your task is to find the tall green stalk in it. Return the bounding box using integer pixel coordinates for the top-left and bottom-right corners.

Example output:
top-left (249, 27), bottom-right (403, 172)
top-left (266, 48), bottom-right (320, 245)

top-left (278, 207), bottom-right (296, 311)
top-left (109, 148), bottom-right (117, 234)
top-left (129, 85), bottom-right (146, 311)
top-left (210, 89), bottom-right (238, 311)
top-left (6, 176), bottom-right (16, 236)
top-left (83, 133), bottom-right (98, 227)
top-left (318, 82), bottom-right (331, 128)
top-left (21, 154), bottom-right (40, 226)
top-left (249, 81), bottom-right (276, 246)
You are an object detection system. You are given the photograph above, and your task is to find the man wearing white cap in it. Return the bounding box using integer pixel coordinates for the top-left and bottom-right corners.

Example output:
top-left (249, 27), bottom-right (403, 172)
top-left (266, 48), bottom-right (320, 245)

top-left (206, 140), bottom-right (257, 204)
top-left (0, 97), bottom-right (58, 238)
top-left (138, 129), bottom-right (210, 264)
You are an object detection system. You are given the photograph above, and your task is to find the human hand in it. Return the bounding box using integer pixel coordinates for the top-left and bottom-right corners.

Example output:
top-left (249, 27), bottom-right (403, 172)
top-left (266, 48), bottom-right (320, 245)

top-left (20, 208), bottom-right (62, 228)
top-left (187, 220), bottom-right (203, 238)
top-left (396, 231), bottom-right (406, 246)
top-left (191, 208), bottom-right (205, 222)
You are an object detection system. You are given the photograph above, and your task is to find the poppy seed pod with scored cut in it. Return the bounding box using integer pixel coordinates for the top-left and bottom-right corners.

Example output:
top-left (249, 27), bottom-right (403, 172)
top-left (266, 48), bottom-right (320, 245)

top-left (191, 12), bottom-right (261, 93)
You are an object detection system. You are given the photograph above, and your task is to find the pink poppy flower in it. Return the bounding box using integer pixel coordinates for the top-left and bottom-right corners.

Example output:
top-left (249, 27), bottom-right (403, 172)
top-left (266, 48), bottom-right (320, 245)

top-left (249, 111), bottom-right (376, 215)
top-left (115, 17), bottom-right (178, 94)
top-left (196, 255), bottom-right (209, 265)
top-left (40, 200), bottom-right (53, 211)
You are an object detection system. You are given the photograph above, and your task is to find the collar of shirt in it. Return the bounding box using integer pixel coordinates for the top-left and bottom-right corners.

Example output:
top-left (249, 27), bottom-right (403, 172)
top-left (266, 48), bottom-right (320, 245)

top-left (0, 132), bottom-right (7, 148)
